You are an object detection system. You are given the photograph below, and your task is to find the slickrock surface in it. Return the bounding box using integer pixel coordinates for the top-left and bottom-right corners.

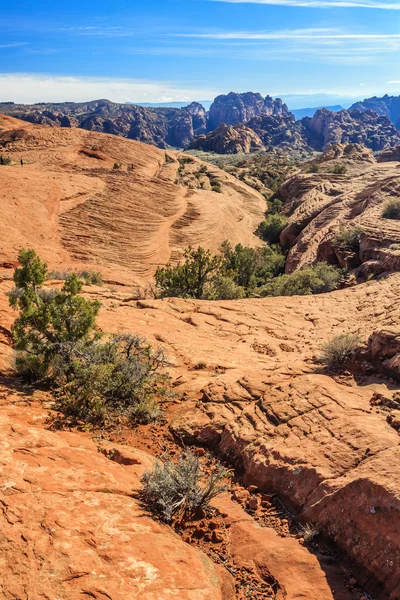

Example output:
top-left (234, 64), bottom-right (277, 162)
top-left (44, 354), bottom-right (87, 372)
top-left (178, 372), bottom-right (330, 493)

top-left (188, 123), bottom-right (265, 154)
top-left (75, 274), bottom-right (400, 599)
top-left (0, 116), bottom-right (265, 284)
top-left (279, 145), bottom-right (400, 276)
top-left (0, 389), bottom-right (235, 599)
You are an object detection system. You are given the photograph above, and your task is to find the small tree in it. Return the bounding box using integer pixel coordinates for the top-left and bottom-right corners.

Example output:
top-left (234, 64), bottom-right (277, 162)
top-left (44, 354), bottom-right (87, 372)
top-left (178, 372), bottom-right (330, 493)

top-left (155, 247), bottom-right (222, 299)
top-left (9, 249), bottom-right (101, 379)
top-left (256, 214), bottom-right (288, 245)
top-left (382, 199), bottom-right (400, 220)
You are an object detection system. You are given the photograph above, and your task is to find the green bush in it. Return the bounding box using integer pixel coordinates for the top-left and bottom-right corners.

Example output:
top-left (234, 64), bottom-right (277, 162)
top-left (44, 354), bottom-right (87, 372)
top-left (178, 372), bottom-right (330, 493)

top-left (141, 450), bottom-right (228, 522)
top-left (48, 270), bottom-right (103, 286)
top-left (211, 181), bottom-right (222, 193)
top-left (203, 276), bottom-right (246, 300)
top-left (382, 199), bottom-right (400, 220)
top-left (221, 241), bottom-right (285, 291)
top-left (319, 333), bottom-right (362, 369)
top-left (0, 155), bottom-right (12, 166)
top-left (155, 247), bottom-right (222, 299)
top-left (113, 162), bottom-right (121, 170)
top-left (305, 162), bottom-right (320, 173)
top-left (55, 334), bottom-right (168, 424)
top-left (256, 214), bottom-right (288, 245)
top-left (332, 227), bottom-right (363, 251)
top-left (9, 249), bottom-right (167, 425)
top-left (330, 163), bottom-right (347, 175)
top-left (260, 263), bottom-right (342, 297)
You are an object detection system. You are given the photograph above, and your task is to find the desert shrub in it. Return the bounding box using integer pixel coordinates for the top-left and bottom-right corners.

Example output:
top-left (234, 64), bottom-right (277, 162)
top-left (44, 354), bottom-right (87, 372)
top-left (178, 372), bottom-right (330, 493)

top-left (211, 181), bottom-right (222, 193)
top-left (266, 197), bottom-right (283, 215)
top-left (332, 227), bottom-right (363, 251)
top-left (256, 214), bottom-right (288, 245)
top-left (382, 198), bottom-right (400, 220)
top-left (305, 162), bottom-right (320, 173)
top-left (260, 263), bottom-right (342, 297)
top-left (141, 450), bottom-right (228, 522)
top-left (48, 270), bottom-right (103, 285)
top-left (301, 523), bottom-right (319, 543)
top-left (203, 276), bottom-right (246, 300)
top-left (164, 153), bottom-right (175, 164)
top-left (9, 249), bottom-right (167, 424)
top-left (113, 162), bottom-right (121, 169)
top-left (319, 332), bottom-right (362, 369)
top-left (221, 241), bottom-right (285, 291)
top-left (155, 247), bottom-right (222, 299)
top-left (0, 155), bottom-right (12, 166)
top-left (330, 163), bottom-right (347, 175)
top-left (55, 334), bottom-right (168, 424)
top-left (77, 270), bottom-right (103, 286)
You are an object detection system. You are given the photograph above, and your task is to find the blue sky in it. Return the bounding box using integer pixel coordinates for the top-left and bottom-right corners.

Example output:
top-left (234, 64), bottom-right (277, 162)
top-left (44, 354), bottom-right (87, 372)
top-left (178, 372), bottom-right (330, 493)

top-left (1, 0), bottom-right (400, 108)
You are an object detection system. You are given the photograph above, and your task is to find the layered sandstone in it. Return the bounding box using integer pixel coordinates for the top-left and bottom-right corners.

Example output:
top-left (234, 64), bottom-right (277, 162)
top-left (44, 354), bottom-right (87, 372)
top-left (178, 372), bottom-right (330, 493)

top-left (0, 116), bottom-right (265, 284)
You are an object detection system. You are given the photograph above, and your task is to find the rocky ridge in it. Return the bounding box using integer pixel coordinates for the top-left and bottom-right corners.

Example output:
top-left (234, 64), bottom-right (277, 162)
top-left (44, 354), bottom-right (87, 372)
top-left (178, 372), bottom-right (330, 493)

top-left (350, 94), bottom-right (400, 129)
top-left (4, 92), bottom-right (400, 154)
top-left (278, 143), bottom-right (400, 277)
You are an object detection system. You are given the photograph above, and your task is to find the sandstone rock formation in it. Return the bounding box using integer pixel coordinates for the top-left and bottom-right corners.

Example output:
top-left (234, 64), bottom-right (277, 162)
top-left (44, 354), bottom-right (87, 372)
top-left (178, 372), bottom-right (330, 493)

top-left (350, 93), bottom-right (400, 129)
top-left (246, 113), bottom-right (309, 152)
top-left (0, 100), bottom-right (207, 149)
top-left (85, 275), bottom-right (400, 600)
top-left (188, 123), bottom-right (265, 154)
top-left (278, 144), bottom-right (400, 276)
top-left (0, 115), bottom-right (265, 284)
top-left (378, 145), bottom-right (400, 162)
top-left (208, 92), bottom-right (289, 130)
top-left (302, 107), bottom-right (400, 151)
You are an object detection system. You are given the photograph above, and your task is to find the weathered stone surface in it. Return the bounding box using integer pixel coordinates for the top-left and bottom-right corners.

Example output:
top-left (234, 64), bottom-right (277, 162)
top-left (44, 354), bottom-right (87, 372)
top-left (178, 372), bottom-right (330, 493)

top-left (368, 328), bottom-right (400, 380)
top-left (188, 123), bottom-right (265, 154)
top-left (0, 396), bottom-right (232, 599)
top-left (278, 144), bottom-right (400, 276)
top-left (208, 92), bottom-right (289, 130)
top-left (350, 93), bottom-right (400, 129)
top-left (302, 107), bottom-right (400, 151)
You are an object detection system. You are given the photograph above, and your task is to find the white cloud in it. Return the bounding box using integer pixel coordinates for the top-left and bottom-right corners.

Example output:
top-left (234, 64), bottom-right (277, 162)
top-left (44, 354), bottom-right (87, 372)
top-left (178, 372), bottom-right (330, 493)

top-left (0, 74), bottom-right (218, 104)
top-left (387, 80), bottom-right (400, 83)
top-left (172, 28), bottom-right (400, 40)
top-left (209, 0), bottom-right (400, 8)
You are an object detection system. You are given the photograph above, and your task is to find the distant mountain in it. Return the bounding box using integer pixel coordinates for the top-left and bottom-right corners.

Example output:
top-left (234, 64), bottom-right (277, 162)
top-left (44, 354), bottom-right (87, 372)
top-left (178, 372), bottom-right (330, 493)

top-left (349, 94), bottom-right (400, 129)
top-left (292, 105), bottom-right (344, 120)
top-left (2, 93), bottom-right (400, 154)
top-left (134, 101), bottom-right (212, 110)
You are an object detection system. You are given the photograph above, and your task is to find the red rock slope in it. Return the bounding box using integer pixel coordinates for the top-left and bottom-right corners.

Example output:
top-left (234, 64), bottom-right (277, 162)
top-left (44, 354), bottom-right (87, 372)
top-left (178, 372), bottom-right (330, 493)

top-left (0, 115), bottom-right (265, 285)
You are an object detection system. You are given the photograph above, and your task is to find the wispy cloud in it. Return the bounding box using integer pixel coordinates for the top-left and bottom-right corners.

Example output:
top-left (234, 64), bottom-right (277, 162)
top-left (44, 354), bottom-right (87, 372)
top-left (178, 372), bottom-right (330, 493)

top-left (0, 42), bottom-right (27, 49)
top-left (0, 74), bottom-right (218, 104)
top-left (208, 0), bottom-right (400, 9)
top-left (171, 28), bottom-right (400, 40)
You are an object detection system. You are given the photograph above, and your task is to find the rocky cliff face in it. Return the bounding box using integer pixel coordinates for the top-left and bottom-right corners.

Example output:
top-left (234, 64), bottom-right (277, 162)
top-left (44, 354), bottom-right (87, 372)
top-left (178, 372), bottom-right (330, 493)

top-left (208, 92), bottom-right (289, 130)
top-left (188, 123), bottom-right (265, 154)
top-left (302, 107), bottom-right (400, 151)
top-left (0, 100), bottom-right (207, 149)
top-left (350, 94), bottom-right (400, 129)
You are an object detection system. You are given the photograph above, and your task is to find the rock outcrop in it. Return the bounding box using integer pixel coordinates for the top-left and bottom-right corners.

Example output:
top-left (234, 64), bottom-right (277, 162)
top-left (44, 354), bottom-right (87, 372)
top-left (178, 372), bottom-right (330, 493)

top-left (188, 123), bottom-right (265, 153)
top-left (0, 116), bottom-right (265, 285)
top-left (246, 113), bottom-right (309, 152)
top-left (368, 329), bottom-right (400, 380)
top-left (378, 145), bottom-right (400, 162)
top-left (0, 100), bottom-right (207, 149)
top-left (278, 144), bottom-right (400, 276)
top-left (208, 92), bottom-right (289, 130)
top-left (350, 94), bottom-right (400, 129)
top-left (302, 107), bottom-right (400, 151)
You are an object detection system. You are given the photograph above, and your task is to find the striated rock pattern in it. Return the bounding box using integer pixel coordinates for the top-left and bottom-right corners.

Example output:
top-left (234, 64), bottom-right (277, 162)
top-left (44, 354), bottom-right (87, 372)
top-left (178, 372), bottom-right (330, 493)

top-left (302, 107), bottom-right (400, 151)
top-left (278, 144), bottom-right (400, 276)
top-left (350, 93), bottom-right (400, 129)
top-left (207, 92), bottom-right (289, 130)
top-left (0, 115), bottom-right (265, 284)
top-left (378, 145), bottom-right (400, 162)
top-left (188, 123), bottom-right (265, 153)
